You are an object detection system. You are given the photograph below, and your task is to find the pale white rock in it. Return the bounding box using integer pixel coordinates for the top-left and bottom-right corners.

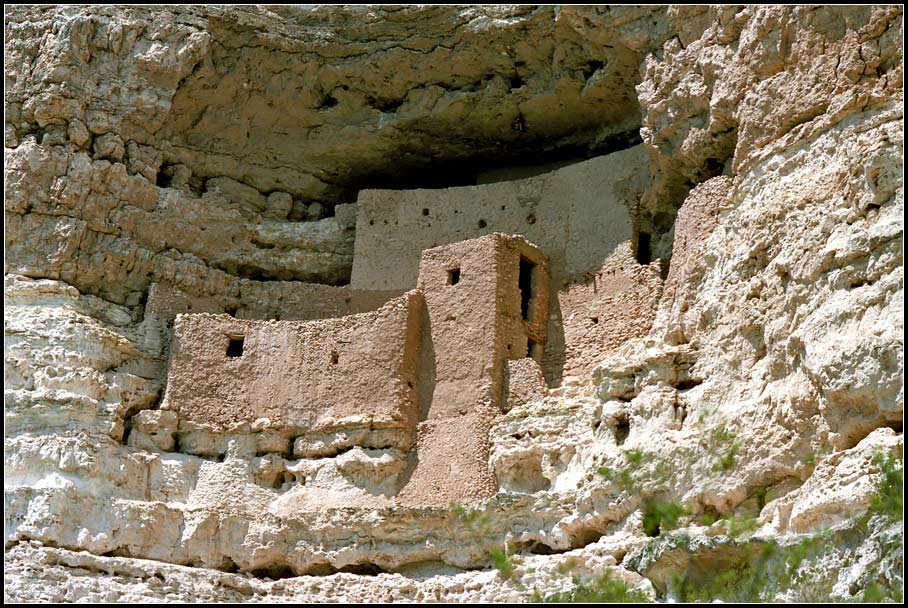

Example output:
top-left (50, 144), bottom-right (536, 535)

top-left (4, 4), bottom-right (903, 603)
top-left (763, 427), bottom-right (903, 535)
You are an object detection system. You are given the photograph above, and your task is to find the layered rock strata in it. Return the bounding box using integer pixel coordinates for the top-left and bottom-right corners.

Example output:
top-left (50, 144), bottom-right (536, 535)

top-left (4, 4), bottom-right (903, 603)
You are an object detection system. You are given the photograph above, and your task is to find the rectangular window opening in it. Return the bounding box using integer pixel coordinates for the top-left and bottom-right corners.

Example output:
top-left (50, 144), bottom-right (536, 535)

top-left (519, 256), bottom-right (536, 320)
top-left (226, 335), bottom-right (245, 358)
top-left (447, 268), bottom-right (461, 285)
top-left (636, 232), bottom-right (652, 265)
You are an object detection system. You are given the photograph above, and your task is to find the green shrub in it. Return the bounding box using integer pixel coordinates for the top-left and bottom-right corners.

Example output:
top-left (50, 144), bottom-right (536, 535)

top-left (861, 578), bottom-right (903, 603)
top-left (531, 572), bottom-right (651, 603)
top-left (753, 485), bottom-right (769, 510)
top-left (491, 546), bottom-right (515, 580)
top-left (642, 499), bottom-right (689, 537)
top-left (727, 514), bottom-right (760, 538)
top-left (709, 424), bottom-right (741, 472)
top-left (597, 449), bottom-right (689, 537)
top-left (450, 503), bottom-right (485, 524)
top-left (698, 512), bottom-right (719, 526)
top-left (868, 450), bottom-right (903, 521)
top-left (596, 465), bottom-right (634, 490)
top-left (671, 537), bottom-right (823, 603)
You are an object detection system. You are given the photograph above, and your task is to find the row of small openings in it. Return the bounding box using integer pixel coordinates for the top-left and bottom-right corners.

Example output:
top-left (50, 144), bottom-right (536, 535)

top-left (417, 209), bottom-right (535, 226)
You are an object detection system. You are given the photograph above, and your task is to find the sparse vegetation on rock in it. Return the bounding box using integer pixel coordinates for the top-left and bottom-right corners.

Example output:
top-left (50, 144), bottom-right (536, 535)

top-left (4, 4), bottom-right (902, 603)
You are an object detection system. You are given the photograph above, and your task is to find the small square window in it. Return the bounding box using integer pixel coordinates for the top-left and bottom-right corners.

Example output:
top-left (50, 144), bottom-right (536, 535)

top-left (447, 268), bottom-right (461, 285)
top-left (226, 336), bottom-right (244, 358)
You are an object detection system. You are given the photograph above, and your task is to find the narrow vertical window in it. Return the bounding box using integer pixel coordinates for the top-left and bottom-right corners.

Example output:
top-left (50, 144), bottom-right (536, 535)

top-left (519, 257), bottom-right (536, 320)
top-left (636, 232), bottom-right (652, 265)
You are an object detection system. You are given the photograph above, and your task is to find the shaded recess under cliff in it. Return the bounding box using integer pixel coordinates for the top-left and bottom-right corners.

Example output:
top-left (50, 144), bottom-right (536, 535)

top-left (3, 4), bottom-right (678, 292)
top-left (3, 4), bottom-right (905, 600)
top-left (154, 5), bottom-right (653, 206)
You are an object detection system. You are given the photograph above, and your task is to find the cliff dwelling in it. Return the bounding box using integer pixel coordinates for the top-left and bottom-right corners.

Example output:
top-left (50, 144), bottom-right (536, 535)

top-left (155, 233), bottom-right (551, 504)
top-left (134, 147), bottom-right (665, 506)
top-left (9, 6), bottom-right (900, 600)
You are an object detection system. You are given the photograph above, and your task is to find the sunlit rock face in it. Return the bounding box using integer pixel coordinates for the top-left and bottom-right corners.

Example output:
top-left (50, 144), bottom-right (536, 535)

top-left (4, 5), bottom-right (903, 603)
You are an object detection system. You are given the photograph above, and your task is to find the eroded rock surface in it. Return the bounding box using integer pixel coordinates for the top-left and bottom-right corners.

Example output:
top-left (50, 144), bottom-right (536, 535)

top-left (4, 4), bottom-right (903, 603)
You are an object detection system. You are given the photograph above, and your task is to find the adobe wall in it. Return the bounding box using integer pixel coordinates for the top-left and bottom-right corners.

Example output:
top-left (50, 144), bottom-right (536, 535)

top-left (547, 243), bottom-right (664, 381)
top-left (495, 235), bottom-right (551, 360)
top-left (144, 282), bottom-right (226, 322)
top-left (145, 281), bottom-right (403, 324)
top-left (396, 411), bottom-right (499, 506)
top-left (159, 292), bottom-right (423, 453)
top-left (152, 234), bottom-right (550, 504)
top-left (415, 233), bottom-right (550, 418)
top-left (503, 358), bottom-right (548, 411)
top-left (350, 144), bottom-right (648, 291)
top-left (398, 234), bottom-right (549, 505)
top-left (240, 283), bottom-right (403, 322)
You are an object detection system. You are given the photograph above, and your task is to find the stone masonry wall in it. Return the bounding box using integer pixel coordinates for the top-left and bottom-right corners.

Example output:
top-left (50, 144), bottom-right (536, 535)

top-left (146, 281), bottom-right (404, 325)
top-left (159, 292), bottom-right (423, 457)
top-left (350, 144), bottom-right (648, 290)
top-left (547, 243), bottom-right (665, 382)
top-left (397, 234), bottom-right (550, 505)
top-left (350, 146), bottom-right (655, 384)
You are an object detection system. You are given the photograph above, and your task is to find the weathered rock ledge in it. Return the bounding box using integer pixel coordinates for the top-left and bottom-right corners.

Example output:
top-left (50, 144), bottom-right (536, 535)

top-left (4, 4), bottom-right (903, 603)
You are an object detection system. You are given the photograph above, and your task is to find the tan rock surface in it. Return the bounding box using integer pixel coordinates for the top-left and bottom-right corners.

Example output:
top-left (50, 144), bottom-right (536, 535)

top-left (4, 4), bottom-right (903, 603)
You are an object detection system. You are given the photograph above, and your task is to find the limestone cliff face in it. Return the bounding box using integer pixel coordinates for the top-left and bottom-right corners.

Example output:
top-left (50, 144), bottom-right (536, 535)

top-left (4, 5), bottom-right (903, 602)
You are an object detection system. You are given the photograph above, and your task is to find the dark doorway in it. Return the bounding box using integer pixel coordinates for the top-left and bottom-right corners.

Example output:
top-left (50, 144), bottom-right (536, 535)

top-left (636, 232), bottom-right (652, 264)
